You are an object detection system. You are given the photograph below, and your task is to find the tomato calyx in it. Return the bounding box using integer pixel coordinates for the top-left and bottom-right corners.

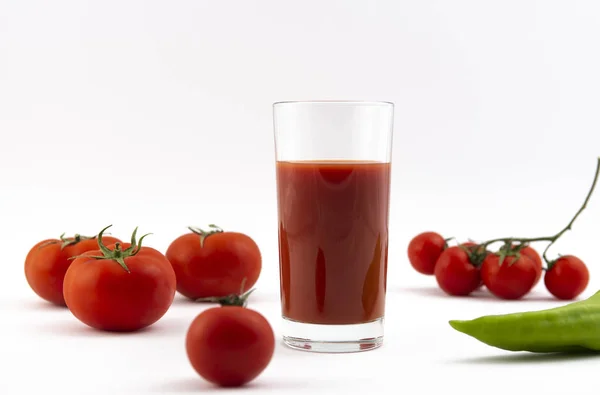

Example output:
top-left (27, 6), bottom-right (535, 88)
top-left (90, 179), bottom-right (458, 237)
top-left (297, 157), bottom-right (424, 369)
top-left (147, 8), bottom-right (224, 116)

top-left (75, 225), bottom-right (151, 273)
top-left (195, 289), bottom-right (256, 307)
top-left (188, 224), bottom-right (224, 248)
top-left (195, 278), bottom-right (255, 307)
top-left (493, 242), bottom-right (529, 266)
top-left (545, 257), bottom-right (559, 271)
top-left (59, 233), bottom-right (96, 249)
top-left (458, 244), bottom-right (489, 267)
top-left (443, 237), bottom-right (454, 249)
top-left (38, 233), bottom-right (97, 250)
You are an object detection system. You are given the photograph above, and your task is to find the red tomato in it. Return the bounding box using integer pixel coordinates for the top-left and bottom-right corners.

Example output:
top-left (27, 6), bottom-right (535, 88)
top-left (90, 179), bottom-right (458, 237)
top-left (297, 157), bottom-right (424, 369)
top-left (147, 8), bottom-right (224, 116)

top-left (481, 254), bottom-right (537, 300)
top-left (407, 231), bottom-right (446, 275)
top-left (544, 255), bottom-right (589, 300)
top-left (434, 246), bottom-right (480, 296)
top-left (24, 233), bottom-right (122, 306)
top-left (63, 226), bottom-right (176, 332)
top-left (186, 303), bottom-right (275, 387)
top-left (460, 242), bottom-right (484, 289)
top-left (521, 245), bottom-right (543, 286)
top-left (166, 225), bottom-right (262, 299)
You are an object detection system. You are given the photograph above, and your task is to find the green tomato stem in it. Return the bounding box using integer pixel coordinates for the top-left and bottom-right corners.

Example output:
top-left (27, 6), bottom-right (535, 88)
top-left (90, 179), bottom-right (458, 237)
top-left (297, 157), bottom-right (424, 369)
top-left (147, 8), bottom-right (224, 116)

top-left (188, 224), bottom-right (224, 248)
top-left (59, 233), bottom-right (95, 250)
top-left (194, 278), bottom-right (254, 307)
top-left (38, 232), bottom-right (97, 250)
top-left (74, 225), bottom-right (151, 273)
top-left (479, 157), bottom-right (600, 266)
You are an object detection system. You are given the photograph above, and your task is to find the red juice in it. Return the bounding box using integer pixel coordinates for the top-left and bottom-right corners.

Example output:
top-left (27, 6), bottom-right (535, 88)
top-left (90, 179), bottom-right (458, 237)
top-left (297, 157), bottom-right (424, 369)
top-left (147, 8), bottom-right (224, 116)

top-left (276, 160), bottom-right (391, 325)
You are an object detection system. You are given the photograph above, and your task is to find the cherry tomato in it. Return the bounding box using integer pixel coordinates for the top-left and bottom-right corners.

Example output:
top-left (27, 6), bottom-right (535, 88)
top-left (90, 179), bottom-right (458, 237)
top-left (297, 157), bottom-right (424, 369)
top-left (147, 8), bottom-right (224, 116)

top-left (407, 231), bottom-right (446, 275)
top-left (63, 226), bottom-right (176, 332)
top-left (544, 255), bottom-right (589, 300)
top-left (481, 254), bottom-right (537, 300)
top-left (166, 225), bottom-right (262, 299)
top-left (434, 246), bottom-right (480, 296)
top-left (24, 233), bottom-right (122, 306)
top-left (459, 242), bottom-right (487, 289)
top-left (521, 245), bottom-right (543, 286)
top-left (186, 299), bottom-right (275, 387)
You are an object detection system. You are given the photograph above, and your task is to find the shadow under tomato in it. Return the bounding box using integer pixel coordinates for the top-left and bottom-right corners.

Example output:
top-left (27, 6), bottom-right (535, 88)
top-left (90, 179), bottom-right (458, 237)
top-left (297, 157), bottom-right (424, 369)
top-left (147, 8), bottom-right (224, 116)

top-left (454, 350), bottom-right (600, 365)
top-left (42, 316), bottom-right (185, 338)
top-left (171, 290), bottom-right (279, 306)
top-left (397, 286), bottom-right (561, 302)
top-left (474, 290), bottom-right (559, 302)
top-left (150, 376), bottom-right (321, 393)
top-left (15, 298), bottom-right (69, 312)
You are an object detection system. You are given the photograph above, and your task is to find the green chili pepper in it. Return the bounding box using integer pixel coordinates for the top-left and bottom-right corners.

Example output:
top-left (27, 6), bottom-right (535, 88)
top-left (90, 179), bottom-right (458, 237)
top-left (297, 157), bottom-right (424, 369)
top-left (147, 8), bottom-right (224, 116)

top-left (449, 290), bottom-right (600, 353)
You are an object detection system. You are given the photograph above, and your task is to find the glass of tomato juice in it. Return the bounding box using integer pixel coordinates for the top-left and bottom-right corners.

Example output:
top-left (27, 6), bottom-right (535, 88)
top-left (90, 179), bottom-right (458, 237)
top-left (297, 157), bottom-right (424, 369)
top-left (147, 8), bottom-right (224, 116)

top-left (273, 101), bottom-right (394, 353)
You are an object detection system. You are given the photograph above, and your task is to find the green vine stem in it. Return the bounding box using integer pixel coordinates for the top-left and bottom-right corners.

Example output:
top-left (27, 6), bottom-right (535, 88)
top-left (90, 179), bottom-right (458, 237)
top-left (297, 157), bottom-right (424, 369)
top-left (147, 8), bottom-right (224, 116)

top-left (188, 224), bottom-right (224, 248)
top-left (475, 157), bottom-right (600, 268)
top-left (74, 225), bottom-right (151, 273)
top-left (195, 278), bottom-right (255, 307)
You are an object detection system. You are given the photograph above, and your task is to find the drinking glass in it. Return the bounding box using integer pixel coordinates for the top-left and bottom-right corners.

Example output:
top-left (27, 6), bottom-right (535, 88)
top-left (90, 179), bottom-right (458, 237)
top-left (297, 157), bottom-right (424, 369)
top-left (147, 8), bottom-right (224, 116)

top-left (273, 101), bottom-right (394, 353)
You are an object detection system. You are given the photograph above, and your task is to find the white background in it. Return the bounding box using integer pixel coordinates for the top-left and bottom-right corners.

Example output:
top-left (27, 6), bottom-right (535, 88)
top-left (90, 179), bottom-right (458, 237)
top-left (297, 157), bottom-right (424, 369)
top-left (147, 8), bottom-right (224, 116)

top-left (2, 0), bottom-right (600, 394)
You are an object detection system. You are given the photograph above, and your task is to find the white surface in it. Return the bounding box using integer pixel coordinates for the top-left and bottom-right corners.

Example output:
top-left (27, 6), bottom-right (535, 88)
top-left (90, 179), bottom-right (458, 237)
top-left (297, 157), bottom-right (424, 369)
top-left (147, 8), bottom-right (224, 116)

top-left (2, 1), bottom-right (600, 394)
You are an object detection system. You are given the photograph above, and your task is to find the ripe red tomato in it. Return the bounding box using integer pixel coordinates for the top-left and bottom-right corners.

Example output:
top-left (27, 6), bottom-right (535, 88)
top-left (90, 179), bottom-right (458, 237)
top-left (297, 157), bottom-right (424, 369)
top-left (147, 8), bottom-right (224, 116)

top-left (480, 253), bottom-right (537, 300)
top-left (544, 255), bottom-right (589, 300)
top-left (166, 225), bottom-right (262, 299)
top-left (24, 233), bottom-right (122, 306)
top-left (459, 242), bottom-right (485, 289)
top-left (434, 246), bottom-right (480, 296)
top-left (407, 231), bottom-right (446, 275)
top-left (521, 245), bottom-right (543, 286)
top-left (63, 226), bottom-right (176, 332)
top-left (186, 303), bottom-right (275, 387)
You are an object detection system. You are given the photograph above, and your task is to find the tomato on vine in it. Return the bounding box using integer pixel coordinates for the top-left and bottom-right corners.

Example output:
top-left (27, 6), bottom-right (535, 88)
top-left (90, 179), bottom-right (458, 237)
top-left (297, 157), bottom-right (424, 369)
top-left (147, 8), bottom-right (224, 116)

top-left (521, 245), bottom-right (543, 286)
top-left (544, 255), bottom-right (589, 300)
top-left (470, 157), bottom-right (599, 300)
top-left (411, 158), bottom-right (599, 301)
top-left (460, 241), bottom-right (488, 289)
top-left (434, 246), bottom-right (480, 296)
top-left (407, 231), bottom-right (446, 275)
top-left (480, 253), bottom-right (537, 300)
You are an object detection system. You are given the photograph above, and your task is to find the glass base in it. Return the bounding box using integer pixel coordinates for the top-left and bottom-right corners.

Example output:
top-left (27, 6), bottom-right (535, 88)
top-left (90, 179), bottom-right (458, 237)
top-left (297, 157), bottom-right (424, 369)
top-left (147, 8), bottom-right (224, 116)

top-left (281, 316), bottom-right (384, 353)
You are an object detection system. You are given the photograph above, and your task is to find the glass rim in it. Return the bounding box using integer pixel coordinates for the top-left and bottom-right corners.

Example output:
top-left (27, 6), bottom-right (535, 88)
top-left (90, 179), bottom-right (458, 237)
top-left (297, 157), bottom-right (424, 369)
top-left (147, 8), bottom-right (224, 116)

top-left (273, 100), bottom-right (394, 107)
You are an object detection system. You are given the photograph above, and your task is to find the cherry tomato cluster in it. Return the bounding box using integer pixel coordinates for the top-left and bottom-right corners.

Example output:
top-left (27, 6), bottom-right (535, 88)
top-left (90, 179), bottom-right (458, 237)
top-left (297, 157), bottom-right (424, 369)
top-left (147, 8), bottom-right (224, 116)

top-left (24, 224), bottom-right (274, 388)
top-left (407, 231), bottom-right (590, 300)
top-left (407, 158), bottom-right (600, 301)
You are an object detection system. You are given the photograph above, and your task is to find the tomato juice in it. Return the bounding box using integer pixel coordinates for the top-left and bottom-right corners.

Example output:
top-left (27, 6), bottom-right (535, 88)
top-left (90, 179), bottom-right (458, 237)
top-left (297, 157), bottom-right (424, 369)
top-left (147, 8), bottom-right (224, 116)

top-left (276, 161), bottom-right (391, 325)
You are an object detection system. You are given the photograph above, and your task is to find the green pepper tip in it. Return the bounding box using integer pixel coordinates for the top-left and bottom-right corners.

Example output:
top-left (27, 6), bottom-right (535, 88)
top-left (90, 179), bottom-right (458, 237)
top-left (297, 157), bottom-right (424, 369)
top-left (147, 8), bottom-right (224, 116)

top-left (448, 320), bottom-right (467, 333)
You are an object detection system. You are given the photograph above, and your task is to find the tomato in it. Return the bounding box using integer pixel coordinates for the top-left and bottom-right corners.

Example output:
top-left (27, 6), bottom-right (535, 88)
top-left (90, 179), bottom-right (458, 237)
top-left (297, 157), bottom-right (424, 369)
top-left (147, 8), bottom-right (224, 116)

top-left (407, 231), bottom-right (446, 275)
top-left (166, 225), bottom-right (262, 299)
top-left (459, 242), bottom-right (485, 289)
top-left (186, 298), bottom-right (275, 387)
top-left (434, 246), bottom-right (480, 296)
top-left (481, 253), bottom-right (537, 300)
top-left (24, 233), bottom-right (122, 306)
top-left (63, 226), bottom-right (176, 332)
top-left (521, 245), bottom-right (543, 286)
top-left (544, 255), bottom-right (589, 300)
